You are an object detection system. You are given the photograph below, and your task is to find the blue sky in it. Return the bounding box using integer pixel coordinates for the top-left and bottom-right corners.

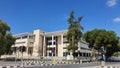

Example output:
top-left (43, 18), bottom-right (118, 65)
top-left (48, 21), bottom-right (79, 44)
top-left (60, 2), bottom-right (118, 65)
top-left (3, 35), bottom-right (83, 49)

top-left (0, 0), bottom-right (120, 36)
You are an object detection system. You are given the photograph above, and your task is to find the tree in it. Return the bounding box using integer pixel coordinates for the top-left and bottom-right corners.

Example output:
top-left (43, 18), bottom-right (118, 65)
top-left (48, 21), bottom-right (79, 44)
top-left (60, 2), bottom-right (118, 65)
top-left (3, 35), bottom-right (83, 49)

top-left (104, 31), bottom-right (119, 59)
top-left (0, 20), bottom-right (16, 57)
top-left (113, 37), bottom-right (120, 57)
top-left (83, 29), bottom-right (119, 61)
top-left (67, 11), bottom-right (83, 59)
top-left (118, 37), bottom-right (120, 51)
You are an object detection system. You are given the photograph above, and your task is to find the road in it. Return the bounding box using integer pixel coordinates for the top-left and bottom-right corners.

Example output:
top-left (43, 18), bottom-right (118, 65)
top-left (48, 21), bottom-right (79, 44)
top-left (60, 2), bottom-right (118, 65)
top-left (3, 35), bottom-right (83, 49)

top-left (0, 61), bottom-right (21, 66)
top-left (21, 62), bottom-right (120, 68)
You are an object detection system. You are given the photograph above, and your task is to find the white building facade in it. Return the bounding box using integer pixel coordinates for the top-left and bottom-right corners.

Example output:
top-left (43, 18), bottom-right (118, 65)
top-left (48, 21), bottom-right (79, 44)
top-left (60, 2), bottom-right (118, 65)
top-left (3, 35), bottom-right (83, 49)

top-left (11, 29), bottom-right (91, 59)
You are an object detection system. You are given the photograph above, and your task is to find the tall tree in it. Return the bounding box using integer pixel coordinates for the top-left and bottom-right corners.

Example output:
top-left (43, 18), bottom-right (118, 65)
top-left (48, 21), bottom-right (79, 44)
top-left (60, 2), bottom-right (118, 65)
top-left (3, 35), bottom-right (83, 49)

top-left (83, 29), bottom-right (119, 61)
top-left (0, 20), bottom-right (16, 57)
top-left (67, 11), bottom-right (83, 58)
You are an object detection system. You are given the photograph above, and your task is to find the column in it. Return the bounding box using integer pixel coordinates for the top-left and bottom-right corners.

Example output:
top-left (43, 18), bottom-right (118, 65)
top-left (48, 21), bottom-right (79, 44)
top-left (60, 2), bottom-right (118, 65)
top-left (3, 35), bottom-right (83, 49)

top-left (26, 47), bottom-right (28, 53)
top-left (43, 36), bottom-right (45, 57)
top-left (81, 53), bottom-right (83, 57)
top-left (55, 36), bottom-right (56, 56)
top-left (27, 35), bottom-right (29, 57)
top-left (61, 34), bottom-right (63, 57)
top-left (28, 35), bottom-right (29, 39)
top-left (13, 45), bottom-right (16, 55)
top-left (78, 41), bottom-right (80, 58)
top-left (52, 35), bottom-right (54, 46)
top-left (26, 47), bottom-right (28, 58)
top-left (78, 41), bottom-right (80, 50)
top-left (61, 34), bottom-right (63, 45)
top-left (52, 35), bottom-right (54, 57)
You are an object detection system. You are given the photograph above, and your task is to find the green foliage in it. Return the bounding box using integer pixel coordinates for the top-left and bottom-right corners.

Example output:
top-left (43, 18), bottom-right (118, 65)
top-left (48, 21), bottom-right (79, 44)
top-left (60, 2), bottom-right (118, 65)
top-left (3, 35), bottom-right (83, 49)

top-left (113, 52), bottom-right (120, 57)
top-left (0, 20), bottom-right (10, 35)
top-left (83, 29), bottom-right (119, 58)
top-left (67, 11), bottom-right (83, 55)
top-left (67, 43), bottom-right (78, 52)
top-left (0, 20), bottom-right (16, 56)
top-left (117, 39), bottom-right (120, 49)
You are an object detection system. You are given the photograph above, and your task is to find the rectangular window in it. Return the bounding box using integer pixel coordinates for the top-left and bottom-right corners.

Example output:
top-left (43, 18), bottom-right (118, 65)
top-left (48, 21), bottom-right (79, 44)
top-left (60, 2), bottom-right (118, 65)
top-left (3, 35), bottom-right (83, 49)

top-left (47, 42), bottom-right (52, 45)
top-left (29, 35), bottom-right (35, 39)
top-left (30, 42), bottom-right (34, 44)
top-left (63, 36), bottom-right (66, 38)
top-left (16, 37), bottom-right (21, 40)
top-left (22, 36), bottom-right (28, 39)
top-left (63, 41), bottom-right (69, 43)
top-left (63, 47), bottom-right (67, 49)
top-left (63, 52), bottom-right (69, 56)
top-left (15, 42), bottom-right (25, 44)
top-left (53, 42), bottom-right (56, 45)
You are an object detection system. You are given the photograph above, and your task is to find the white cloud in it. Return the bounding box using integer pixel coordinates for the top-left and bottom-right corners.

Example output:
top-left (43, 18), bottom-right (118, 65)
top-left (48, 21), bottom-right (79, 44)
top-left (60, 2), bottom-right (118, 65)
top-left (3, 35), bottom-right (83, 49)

top-left (113, 17), bottom-right (120, 23)
top-left (106, 0), bottom-right (117, 7)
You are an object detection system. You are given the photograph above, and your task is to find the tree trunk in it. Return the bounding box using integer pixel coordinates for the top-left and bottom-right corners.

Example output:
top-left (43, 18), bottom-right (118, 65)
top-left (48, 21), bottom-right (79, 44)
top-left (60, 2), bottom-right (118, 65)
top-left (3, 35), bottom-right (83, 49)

top-left (96, 49), bottom-right (99, 61)
top-left (91, 47), bottom-right (96, 62)
top-left (70, 51), bottom-right (73, 60)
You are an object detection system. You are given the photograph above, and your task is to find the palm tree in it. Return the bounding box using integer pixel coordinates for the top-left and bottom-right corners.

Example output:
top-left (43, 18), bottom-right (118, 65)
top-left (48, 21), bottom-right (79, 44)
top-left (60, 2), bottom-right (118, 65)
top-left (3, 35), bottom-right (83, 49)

top-left (67, 11), bottom-right (83, 59)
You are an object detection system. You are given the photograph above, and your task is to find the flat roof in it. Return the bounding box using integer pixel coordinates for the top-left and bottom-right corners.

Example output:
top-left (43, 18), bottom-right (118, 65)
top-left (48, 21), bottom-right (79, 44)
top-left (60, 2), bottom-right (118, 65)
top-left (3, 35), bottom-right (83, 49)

top-left (43, 30), bottom-right (67, 36)
top-left (13, 32), bottom-right (34, 37)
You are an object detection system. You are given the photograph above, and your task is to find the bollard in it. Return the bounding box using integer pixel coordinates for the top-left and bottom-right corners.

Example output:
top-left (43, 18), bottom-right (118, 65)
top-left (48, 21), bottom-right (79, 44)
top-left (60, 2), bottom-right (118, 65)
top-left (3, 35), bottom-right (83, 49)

top-left (101, 61), bottom-right (105, 68)
top-left (52, 59), bottom-right (56, 65)
top-left (80, 59), bottom-right (82, 64)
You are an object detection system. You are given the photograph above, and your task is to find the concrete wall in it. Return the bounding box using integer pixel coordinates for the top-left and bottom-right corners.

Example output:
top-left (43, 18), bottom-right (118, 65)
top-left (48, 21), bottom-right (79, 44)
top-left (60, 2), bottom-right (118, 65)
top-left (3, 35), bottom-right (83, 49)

top-left (57, 35), bottom-right (63, 57)
top-left (33, 30), bottom-right (43, 57)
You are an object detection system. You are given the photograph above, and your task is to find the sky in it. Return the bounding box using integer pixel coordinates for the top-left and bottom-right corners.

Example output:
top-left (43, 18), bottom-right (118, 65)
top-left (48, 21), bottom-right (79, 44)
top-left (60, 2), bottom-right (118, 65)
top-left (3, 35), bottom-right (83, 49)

top-left (0, 0), bottom-right (120, 36)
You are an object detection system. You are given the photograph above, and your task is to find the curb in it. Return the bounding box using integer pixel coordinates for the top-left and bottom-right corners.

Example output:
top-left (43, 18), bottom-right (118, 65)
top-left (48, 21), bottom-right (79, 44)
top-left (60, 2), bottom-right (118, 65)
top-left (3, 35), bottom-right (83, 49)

top-left (0, 65), bottom-right (21, 68)
top-left (95, 65), bottom-right (120, 68)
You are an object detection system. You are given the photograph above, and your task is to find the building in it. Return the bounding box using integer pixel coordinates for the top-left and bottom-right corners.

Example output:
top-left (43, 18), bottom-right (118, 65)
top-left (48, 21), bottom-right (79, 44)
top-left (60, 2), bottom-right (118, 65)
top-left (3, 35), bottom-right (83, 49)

top-left (11, 29), bottom-right (91, 59)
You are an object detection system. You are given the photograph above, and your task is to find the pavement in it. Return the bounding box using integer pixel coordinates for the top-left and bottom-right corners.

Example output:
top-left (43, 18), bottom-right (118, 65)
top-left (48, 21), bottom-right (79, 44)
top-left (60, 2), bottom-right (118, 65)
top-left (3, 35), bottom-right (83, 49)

top-left (0, 60), bottom-right (120, 68)
top-left (20, 62), bottom-right (120, 68)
